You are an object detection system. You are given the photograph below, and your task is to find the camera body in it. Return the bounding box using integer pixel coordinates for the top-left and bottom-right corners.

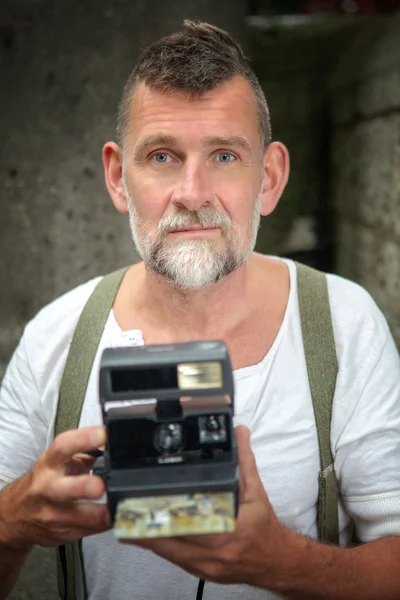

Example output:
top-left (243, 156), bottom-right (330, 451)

top-left (99, 341), bottom-right (239, 539)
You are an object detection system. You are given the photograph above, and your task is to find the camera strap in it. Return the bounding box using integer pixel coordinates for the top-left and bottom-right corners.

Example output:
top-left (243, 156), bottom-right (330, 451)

top-left (54, 261), bottom-right (339, 600)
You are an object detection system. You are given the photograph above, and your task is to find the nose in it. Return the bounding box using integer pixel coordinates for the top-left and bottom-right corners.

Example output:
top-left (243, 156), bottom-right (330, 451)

top-left (170, 159), bottom-right (215, 212)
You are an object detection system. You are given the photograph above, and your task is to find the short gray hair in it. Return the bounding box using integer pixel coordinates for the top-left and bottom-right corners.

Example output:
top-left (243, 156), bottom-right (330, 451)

top-left (116, 20), bottom-right (271, 151)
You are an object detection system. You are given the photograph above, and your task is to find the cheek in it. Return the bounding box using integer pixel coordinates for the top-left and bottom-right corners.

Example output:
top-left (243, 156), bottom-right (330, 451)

top-left (212, 168), bottom-right (261, 213)
top-left (215, 189), bottom-right (256, 229)
top-left (129, 174), bottom-right (171, 222)
top-left (227, 204), bottom-right (259, 246)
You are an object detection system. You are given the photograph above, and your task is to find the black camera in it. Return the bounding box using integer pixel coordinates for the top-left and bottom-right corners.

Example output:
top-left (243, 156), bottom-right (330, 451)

top-left (98, 341), bottom-right (239, 539)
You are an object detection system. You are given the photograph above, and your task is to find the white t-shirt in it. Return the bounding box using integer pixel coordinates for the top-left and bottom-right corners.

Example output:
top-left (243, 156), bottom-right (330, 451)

top-left (1, 259), bottom-right (400, 600)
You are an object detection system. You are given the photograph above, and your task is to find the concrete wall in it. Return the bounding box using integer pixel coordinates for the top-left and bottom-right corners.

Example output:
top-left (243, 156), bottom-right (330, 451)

top-left (251, 12), bottom-right (400, 347)
top-left (330, 13), bottom-right (400, 345)
top-left (251, 17), bottom-right (361, 268)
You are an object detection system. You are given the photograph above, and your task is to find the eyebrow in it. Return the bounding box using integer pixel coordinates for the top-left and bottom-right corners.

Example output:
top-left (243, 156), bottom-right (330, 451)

top-left (201, 135), bottom-right (252, 153)
top-left (134, 135), bottom-right (177, 158)
top-left (133, 134), bottom-right (252, 157)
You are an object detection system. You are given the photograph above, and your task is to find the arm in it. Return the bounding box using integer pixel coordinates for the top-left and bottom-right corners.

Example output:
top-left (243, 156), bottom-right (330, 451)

top-left (0, 477), bottom-right (31, 600)
top-left (279, 323), bottom-right (400, 599)
top-left (0, 427), bottom-right (110, 599)
top-left (268, 527), bottom-right (400, 600)
top-left (132, 426), bottom-right (400, 599)
top-left (0, 291), bottom-right (110, 597)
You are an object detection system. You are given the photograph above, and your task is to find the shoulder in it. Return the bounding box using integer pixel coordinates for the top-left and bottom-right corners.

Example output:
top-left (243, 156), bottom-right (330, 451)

top-left (0, 275), bottom-right (106, 466)
top-left (326, 271), bottom-right (384, 323)
top-left (25, 276), bottom-right (103, 344)
top-left (285, 259), bottom-right (390, 356)
top-left (287, 260), bottom-right (397, 393)
top-left (22, 276), bottom-right (104, 389)
top-left (323, 275), bottom-right (400, 525)
top-left (325, 271), bottom-right (390, 360)
top-left (314, 270), bottom-right (400, 459)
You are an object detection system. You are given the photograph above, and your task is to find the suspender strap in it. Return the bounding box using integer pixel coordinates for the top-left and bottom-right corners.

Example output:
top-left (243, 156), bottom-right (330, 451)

top-left (296, 262), bottom-right (339, 545)
top-left (55, 267), bottom-right (128, 600)
top-left (54, 261), bottom-right (339, 599)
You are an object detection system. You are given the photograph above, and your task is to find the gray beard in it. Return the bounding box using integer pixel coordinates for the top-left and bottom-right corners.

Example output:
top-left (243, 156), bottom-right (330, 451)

top-left (147, 237), bottom-right (241, 288)
top-left (125, 190), bottom-right (262, 289)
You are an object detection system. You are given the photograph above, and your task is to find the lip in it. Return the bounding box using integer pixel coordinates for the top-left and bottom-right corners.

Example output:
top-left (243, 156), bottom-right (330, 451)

top-left (168, 227), bottom-right (221, 235)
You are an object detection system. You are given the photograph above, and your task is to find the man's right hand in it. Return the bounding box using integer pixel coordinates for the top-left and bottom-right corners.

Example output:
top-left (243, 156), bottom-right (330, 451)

top-left (0, 426), bottom-right (110, 551)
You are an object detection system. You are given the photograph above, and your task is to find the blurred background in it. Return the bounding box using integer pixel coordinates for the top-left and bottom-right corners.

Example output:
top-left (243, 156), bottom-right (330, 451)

top-left (1, 0), bottom-right (399, 597)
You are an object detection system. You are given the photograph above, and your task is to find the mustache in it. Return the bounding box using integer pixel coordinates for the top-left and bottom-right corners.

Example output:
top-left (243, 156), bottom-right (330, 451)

top-left (158, 208), bottom-right (232, 234)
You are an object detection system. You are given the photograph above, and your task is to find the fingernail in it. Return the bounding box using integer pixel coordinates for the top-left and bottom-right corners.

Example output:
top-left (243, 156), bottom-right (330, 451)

top-left (91, 427), bottom-right (105, 446)
top-left (86, 479), bottom-right (101, 499)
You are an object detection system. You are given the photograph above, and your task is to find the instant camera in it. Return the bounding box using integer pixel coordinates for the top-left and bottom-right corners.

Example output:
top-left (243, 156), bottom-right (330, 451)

top-left (98, 341), bottom-right (239, 539)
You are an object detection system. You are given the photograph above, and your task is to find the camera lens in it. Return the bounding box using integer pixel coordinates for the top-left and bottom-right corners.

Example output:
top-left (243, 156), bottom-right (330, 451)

top-left (154, 423), bottom-right (183, 454)
top-left (205, 415), bottom-right (221, 432)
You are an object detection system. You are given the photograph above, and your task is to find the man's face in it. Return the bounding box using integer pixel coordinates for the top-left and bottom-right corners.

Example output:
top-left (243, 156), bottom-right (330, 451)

top-left (122, 76), bottom-right (265, 288)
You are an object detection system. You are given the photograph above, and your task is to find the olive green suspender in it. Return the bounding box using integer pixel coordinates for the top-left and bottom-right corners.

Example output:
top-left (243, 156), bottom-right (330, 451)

top-left (54, 262), bottom-right (339, 600)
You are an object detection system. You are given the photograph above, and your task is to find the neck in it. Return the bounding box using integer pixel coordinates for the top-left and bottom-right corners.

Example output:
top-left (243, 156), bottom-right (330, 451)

top-left (134, 257), bottom-right (255, 339)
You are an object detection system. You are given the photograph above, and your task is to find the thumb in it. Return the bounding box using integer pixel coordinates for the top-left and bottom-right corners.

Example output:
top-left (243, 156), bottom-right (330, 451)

top-left (235, 425), bottom-right (263, 503)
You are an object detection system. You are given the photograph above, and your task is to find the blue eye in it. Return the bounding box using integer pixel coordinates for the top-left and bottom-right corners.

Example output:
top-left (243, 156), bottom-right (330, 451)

top-left (153, 153), bottom-right (170, 163)
top-left (217, 152), bottom-right (235, 163)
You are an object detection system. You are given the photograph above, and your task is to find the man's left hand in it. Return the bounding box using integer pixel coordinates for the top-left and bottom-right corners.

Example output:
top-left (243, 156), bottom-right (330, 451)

top-left (127, 425), bottom-right (291, 588)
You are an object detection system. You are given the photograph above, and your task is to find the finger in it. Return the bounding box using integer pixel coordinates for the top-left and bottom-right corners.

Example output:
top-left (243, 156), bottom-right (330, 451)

top-left (182, 532), bottom-right (232, 548)
top-left (132, 538), bottom-right (207, 579)
top-left (67, 501), bottom-right (111, 531)
top-left (45, 427), bottom-right (106, 470)
top-left (235, 425), bottom-right (263, 502)
top-left (47, 474), bottom-right (105, 503)
top-left (66, 454), bottom-right (97, 476)
top-left (45, 501), bottom-right (111, 534)
top-left (72, 453), bottom-right (98, 463)
top-left (133, 536), bottom-right (206, 565)
top-left (133, 537), bottom-right (226, 582)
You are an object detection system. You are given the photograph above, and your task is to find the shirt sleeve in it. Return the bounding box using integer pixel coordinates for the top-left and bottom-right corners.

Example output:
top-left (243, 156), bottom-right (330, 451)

top-left (0, 331), bottom-right (48, 490)
top-left (334, 324), bottom-right (400, 542)
top-left (0, 275), bottom-right (104, 493)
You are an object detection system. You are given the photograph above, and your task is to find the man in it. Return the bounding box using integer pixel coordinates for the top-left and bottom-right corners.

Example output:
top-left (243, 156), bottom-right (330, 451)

top-left (1, 19), bottom-right (400, 600)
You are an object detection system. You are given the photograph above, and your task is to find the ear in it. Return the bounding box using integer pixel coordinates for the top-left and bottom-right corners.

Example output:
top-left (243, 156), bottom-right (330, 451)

top-left (260, 142), bottom-right (290, 217)
top-left (102, 142), bottom-right (129, 215)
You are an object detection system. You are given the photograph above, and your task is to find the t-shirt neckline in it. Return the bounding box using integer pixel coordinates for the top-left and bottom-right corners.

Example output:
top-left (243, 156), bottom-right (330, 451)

top-left (107, 258), bottom-right (295, 378)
